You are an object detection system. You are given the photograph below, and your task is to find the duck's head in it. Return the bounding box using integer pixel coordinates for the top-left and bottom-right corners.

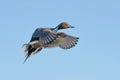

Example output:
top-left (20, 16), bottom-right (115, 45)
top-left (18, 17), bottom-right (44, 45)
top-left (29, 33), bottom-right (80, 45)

top-left (57, 22), bottom-right (75, 30)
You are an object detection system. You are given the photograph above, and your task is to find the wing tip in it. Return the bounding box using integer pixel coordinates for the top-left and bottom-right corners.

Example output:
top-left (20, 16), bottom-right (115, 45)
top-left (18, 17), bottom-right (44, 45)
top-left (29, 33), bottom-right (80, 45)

top-left (76, 37), bottom-right (79, 39)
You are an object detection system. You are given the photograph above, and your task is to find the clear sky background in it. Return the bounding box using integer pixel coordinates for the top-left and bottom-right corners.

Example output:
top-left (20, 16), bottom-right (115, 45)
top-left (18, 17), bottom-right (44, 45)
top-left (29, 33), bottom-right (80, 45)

top-left (0, 0), bottom-right (120, 80)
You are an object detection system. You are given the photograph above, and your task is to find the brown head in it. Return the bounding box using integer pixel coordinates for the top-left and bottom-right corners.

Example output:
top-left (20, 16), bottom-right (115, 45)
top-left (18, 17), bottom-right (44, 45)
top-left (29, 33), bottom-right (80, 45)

top-left (57, 22), bottom-right (75, 30)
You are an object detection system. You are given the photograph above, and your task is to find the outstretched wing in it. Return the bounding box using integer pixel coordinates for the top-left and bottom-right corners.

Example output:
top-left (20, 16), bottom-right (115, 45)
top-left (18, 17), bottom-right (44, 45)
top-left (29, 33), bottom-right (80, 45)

top-left (30, 28), bottom-right (58, 45)
top-left (57, 32), bottom-right (79, 49)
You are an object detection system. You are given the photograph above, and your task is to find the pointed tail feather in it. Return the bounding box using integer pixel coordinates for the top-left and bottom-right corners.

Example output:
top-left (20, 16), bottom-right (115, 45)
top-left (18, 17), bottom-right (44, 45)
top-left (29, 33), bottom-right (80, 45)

top-left (22, 44), bottom-right (30, 63)
top-left (23, 55), bottom-right (30, 64)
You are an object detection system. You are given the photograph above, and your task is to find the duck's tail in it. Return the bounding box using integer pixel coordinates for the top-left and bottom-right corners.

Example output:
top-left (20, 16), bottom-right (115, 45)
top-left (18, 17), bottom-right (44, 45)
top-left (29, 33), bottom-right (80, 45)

top-left (22, 41), bottom-right (42, 63)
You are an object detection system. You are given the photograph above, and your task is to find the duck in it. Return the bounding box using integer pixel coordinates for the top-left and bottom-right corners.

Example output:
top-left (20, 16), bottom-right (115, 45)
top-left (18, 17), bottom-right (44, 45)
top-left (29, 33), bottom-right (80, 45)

top-left (22, 22), bottom-right (79, 63)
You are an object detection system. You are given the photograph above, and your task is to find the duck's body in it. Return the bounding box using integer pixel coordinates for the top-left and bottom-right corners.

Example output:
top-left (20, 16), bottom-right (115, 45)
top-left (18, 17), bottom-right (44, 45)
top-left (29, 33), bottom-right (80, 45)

top-left (23, 22), bottom-right (79, 63)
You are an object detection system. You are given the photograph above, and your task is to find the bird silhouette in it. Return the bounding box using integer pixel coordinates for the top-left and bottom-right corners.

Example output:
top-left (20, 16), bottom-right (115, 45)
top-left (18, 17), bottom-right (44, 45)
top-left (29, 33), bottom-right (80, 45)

top-left (22, 22), bottom-right (79, 63)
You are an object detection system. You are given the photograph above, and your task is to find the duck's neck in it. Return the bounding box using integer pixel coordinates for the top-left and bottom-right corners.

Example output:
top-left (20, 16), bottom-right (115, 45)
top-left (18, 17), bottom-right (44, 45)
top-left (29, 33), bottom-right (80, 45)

top-left (52, 25), bottom-right (61, 32)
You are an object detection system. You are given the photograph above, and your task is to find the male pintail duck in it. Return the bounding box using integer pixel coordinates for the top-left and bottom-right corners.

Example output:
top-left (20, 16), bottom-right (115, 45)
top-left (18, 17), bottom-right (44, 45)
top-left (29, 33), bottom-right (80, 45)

top-left (22, 22), bottom-right (79, 63)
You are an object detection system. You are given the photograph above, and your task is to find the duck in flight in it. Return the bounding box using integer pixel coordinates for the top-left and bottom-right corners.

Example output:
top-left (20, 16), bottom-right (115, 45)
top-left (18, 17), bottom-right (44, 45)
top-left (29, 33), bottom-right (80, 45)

top-left (22, 22), bottom-right (79, 63)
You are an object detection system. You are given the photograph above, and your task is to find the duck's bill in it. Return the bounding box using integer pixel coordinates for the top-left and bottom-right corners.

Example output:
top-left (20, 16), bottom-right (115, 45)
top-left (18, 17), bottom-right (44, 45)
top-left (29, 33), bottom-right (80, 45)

top-left (69, 25), bottom-right (75, 28)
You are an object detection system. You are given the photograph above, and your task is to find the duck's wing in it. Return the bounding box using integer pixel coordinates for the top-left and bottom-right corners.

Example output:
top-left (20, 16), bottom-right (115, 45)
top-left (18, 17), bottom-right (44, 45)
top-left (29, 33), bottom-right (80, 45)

top-left (57, 32), bottom-right (79, 49)
top-left (30, 28), bottom-right (58, 45)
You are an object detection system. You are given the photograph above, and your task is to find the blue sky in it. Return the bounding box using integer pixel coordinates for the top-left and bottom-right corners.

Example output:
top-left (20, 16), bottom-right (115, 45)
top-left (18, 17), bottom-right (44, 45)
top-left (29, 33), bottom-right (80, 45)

top-left (0, 0), bottom-right (120, 80)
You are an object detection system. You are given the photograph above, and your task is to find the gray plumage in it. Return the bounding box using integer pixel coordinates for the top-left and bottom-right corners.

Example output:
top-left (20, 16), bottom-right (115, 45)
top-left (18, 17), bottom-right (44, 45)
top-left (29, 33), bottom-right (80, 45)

top-left (30, 28), bottom-right (58, 45)
top-left (22, 22), bottom-right (79, 63)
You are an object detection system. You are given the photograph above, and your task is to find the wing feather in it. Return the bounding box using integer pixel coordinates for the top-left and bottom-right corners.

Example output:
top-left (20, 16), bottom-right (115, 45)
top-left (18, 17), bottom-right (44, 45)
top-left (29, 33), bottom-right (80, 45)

top-left (30, 28), bottom-right (58, 45)
top-left (57, 33), bottom-right (79, 49)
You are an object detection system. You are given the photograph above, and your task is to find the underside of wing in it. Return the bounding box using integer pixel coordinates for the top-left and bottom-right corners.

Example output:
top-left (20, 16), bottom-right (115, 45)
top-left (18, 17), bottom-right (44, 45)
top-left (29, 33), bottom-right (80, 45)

top-left (30, 28), bottom-right (58, 45)
top-left (58, 33), bottom-right (79, 49)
